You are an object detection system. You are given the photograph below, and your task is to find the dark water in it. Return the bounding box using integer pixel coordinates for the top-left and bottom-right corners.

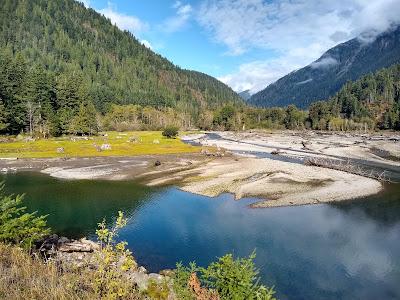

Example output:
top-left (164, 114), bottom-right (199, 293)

top-left (1, 172), bottom-right (400, 300)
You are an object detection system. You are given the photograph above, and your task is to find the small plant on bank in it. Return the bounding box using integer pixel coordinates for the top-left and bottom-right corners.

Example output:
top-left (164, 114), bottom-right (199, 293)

top-left (162, 125), bottom-right (179, 138)
top-left (145, 279), bottom-right (170, 300)
top-left (94, 211), bottom-right (137, 299)
top-left (0, 183), bottom-right (49, 249)
top-left (173, 251), bottom-right (276, 300)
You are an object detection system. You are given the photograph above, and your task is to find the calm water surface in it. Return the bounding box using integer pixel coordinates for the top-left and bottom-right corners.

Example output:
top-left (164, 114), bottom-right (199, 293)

top-left (1, 172), bottom-right (400, 300)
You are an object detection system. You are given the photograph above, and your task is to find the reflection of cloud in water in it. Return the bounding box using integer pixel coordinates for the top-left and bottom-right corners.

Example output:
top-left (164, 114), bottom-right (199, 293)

top-left (119, 187), bottom-right (400, 299)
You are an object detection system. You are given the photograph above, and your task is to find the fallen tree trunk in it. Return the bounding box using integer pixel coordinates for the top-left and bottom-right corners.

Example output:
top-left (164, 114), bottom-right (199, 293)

top-left (304, 157), bottom-right (390, 182)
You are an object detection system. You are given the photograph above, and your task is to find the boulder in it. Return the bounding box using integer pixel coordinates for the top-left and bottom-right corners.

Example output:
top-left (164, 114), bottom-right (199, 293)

top-left (129, 136), bottom-right (139, 143)
top-left (271, 149), bottom-right (281, 155)
top-left (129, 270), bottom-right (165, 291)
top-left (100, 144), bottom-right (112, 151)
top-left (58, 238), bottom-right (100, 253)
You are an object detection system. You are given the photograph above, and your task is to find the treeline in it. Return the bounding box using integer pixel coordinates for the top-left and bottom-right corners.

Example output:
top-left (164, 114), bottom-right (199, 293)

top-left (0, 48), bottom-right (209, 136)
top-left (309, 64), bottom-right (400, 131)
top-left (0, 0), bottom-right (241, 123)
top-left (213, 64), bottom-right (400, 131)
top-left (1, 48), bottom-right (399, 136)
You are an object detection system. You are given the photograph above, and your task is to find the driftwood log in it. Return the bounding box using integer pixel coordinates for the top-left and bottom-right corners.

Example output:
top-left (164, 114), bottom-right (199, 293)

top-left (305, 157), bottom-right (390, 182)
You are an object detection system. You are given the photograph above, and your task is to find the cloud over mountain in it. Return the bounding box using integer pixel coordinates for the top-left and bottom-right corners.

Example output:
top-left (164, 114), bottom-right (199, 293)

top-left (197, 0), bottom-right (400, 92)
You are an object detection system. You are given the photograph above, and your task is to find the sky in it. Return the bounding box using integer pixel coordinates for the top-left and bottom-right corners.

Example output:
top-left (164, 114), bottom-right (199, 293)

top-left (81, 0), bottom-right (400, 94)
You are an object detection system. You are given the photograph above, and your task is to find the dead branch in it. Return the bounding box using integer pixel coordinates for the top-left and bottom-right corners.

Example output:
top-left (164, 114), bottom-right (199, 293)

top-left (304, 157), bottom-right (391, 182)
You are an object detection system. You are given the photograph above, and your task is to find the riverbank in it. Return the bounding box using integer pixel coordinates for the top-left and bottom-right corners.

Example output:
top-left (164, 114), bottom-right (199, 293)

top-left (149, 156), bottom-right (382, 208)
top-left (1, 130), bottom-right (398, 207)
top-left (182, 130), bottom-right (400, 167)
top-left (0, 237), bottom-right (171, 299)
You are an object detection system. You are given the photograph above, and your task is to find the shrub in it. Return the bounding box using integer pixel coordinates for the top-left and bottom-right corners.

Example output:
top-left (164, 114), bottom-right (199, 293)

top-left (0, 184), bottom-right (49, 249)
top-left (173, 251), bottom-right (276, 300)
top-left (94, 211), bottom-right (137, 299)
top-left (162, 125), bottom-right (179, 138)
top-left (0, 211), bottom-right (145, 299)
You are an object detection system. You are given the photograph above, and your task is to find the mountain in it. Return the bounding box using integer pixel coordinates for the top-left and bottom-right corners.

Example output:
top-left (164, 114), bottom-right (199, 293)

top-left (249, 25), bottom-right (400, 109)
top-left (0, 0), bottom-right (241, 114)
top-left (238, 90), bottom-right (252, 101)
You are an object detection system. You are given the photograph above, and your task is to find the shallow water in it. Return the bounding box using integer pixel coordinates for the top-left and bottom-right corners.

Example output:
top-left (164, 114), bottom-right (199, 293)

top-left (1, 172), bottom-right (400, 300)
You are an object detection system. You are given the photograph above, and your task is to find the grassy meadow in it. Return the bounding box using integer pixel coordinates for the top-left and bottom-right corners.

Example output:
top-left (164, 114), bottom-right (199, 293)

top-left (0, 131), bottom-right (199, 159)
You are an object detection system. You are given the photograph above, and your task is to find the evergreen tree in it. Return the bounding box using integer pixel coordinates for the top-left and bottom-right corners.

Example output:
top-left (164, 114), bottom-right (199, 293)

top-left (0, 184), bottom-right (50, 249)
top-left (0, 100), bottom-right (9, 132)
top-left (69, 101), bottom-right (98, 135)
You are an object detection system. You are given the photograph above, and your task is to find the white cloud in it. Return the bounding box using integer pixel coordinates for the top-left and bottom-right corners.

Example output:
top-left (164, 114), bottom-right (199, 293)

top-left (218, 58), bottom-right (303, 93)
top-left (141, 40), bottom-right (153, 50)
top-left (296, 78), bottom-right (313, 85)
top-left (98, 3), bottom-right (148, 35)
top-left (163, 1), bottom-right (192, 33)
top-left (199, 0), bottom-right (400, 92)
top-left (310, 56), bottom-right (339, 69)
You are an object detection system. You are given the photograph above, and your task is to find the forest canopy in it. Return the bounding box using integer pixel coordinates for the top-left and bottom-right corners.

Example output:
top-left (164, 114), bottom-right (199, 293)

top-left (0, 0), bottom-right (399, 135)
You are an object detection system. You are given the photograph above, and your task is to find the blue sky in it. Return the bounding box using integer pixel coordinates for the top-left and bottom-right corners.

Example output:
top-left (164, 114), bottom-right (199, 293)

top-left (82, 0), bottom-right (400, 93)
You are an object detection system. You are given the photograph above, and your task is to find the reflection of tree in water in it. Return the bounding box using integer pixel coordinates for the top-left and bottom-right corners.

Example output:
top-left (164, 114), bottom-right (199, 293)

top-left (1, 172), bottom-right (160, 238)
top-left (330, 183), bottom-right (400, 226)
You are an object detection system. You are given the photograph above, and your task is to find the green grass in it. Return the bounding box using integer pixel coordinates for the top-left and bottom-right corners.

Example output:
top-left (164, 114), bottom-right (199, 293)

top-left (0, 131), bottom-right (199, 158)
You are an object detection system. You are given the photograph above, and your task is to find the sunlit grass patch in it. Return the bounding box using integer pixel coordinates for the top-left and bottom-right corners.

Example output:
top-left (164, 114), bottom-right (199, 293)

top-left (0, 131), bottom-right (199, 158)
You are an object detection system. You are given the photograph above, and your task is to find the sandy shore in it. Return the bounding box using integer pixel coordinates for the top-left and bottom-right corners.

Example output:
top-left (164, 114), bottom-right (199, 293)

top-left (0, 154), bottom-right (210, 182)
top-left (1, 130), bottom-right (398, 208)
top-left (182, 131), bottom-right (400, 166)
top-left (146, 156), bottom-right (382, 207)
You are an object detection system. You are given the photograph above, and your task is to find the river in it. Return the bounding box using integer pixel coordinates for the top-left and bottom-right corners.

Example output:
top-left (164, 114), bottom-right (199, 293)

top-left (1, 171), bottom-right (399, 300)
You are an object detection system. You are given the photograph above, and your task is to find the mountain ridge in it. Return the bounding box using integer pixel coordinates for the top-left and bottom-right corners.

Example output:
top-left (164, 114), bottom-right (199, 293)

top-left (238, 90), bottom-right (252, 101)
top-left (0, 0), bottom-right (241, 113)
top-left (249, 25), bottom-right (400, 109)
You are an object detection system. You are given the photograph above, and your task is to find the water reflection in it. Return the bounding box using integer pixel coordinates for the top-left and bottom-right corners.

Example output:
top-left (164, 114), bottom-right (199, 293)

top-left (1, 172), bottom-right (159, 237)
top-left (1, 172), bottom-right (399, 300)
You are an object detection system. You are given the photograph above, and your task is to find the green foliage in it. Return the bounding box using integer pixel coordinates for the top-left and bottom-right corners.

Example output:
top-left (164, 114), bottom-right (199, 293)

top-left (0, 100), bottom-right (9, 131)
top-left (213, 105), bottom-right (236, 130)
top-left (284, 105), bottom-right (306, 130)
top-left (145, 279), bottom-right (170, 300)
top-left (173, 262), bottom-right (199, 300)
top-left (0, 183), bottom-right (49, 249)
top-left (162, 125), bottom-right (179, 138)
top-left (0, 0), bottom-right (241, 136)
top-left (94, 211), bottom-right (137, 299)
top-left (173, 252), bottom-right (276, 300)
top-left (311, 64), bottom-right (400, 131)
top-left (69, 101), bottom-right (98, 135)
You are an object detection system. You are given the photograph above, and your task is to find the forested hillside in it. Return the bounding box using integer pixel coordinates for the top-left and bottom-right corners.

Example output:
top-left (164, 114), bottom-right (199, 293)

top-left (209, 64), bottom-right (400, 132)
top-left (249, 25), bottom-right (400, 109)
top-left (0, 0), bottom-right (241, 135)
top-left (308, 64), bottom-right (400, 130)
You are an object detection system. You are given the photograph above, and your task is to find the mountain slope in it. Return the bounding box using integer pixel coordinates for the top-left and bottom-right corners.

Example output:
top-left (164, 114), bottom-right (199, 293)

top-left (0, 0), bottom-right (241, 113)
top-left (249, 25), bottom-right (400, 109)
top-left (238, 90), bottom-right (252, 101)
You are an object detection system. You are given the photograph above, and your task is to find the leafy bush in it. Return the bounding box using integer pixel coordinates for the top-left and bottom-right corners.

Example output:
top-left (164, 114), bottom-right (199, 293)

top-left (145, 279), bottom-right (170, 300)
top-left (0, 184), bottom-right (49, 249)
top-left (173, 251), bottom-right (276, 300)
top-left (94, 211), bottom-right (137, 299)
top-left (173, 262), bottom-right (199, 300)
top-left (162, 125), bottom-right (179, 138)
